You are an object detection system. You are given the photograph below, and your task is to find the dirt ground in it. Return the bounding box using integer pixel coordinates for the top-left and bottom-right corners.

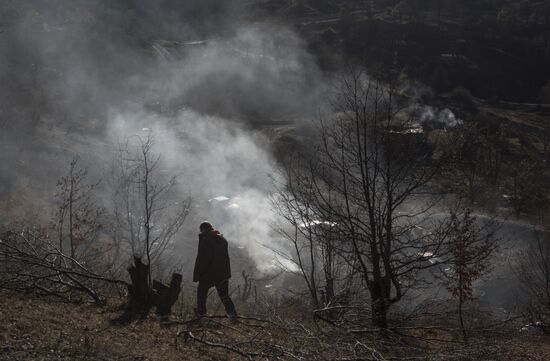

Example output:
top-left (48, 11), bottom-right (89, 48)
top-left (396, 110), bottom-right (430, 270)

top-left (0, 292), bottom-right (196, 360)
top-left (2, 291), bottom-right (550, 361)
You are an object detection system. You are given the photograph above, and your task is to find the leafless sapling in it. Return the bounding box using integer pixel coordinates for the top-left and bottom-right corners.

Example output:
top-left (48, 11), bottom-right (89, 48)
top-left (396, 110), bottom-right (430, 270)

top-left (110, 133), bottom-right (190, 283)
top-left (514, 228), bottom-right (550, 333)
top-left (53, 156), bottom-right (104, 262)
top-left (273, 166), bottom-right (357, 310)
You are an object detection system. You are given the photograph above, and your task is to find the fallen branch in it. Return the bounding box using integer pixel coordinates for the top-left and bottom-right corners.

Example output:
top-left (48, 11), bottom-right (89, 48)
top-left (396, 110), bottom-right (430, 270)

top-left (179, 330), bottom-right (269, 360)
top-left (0, 227), bottom-right (127, 304)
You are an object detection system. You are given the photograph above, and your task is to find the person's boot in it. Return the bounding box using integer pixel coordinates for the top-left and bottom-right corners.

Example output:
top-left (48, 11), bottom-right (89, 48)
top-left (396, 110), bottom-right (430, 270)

top-left (226, 308), bottom-right (238, 324)
top-left (221, 295), bottom-right (238, 322)
top-left (193, 308), bottom-right (207, 325)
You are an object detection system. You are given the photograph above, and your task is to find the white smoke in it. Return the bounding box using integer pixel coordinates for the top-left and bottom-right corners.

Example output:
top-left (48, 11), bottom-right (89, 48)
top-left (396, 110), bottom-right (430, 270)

top-left (417, 106), bottom-right (462, 128)
top-left (98, 22), bottom-right (327, 273)
top-left (0, 0), bottom-right (330, 276)
top-left (106, 107), bottom-right (289, 272)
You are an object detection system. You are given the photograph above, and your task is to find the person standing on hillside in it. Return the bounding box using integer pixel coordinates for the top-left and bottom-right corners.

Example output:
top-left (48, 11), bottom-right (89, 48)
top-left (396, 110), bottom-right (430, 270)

top-left (193, 221), bottom-right (237, 319)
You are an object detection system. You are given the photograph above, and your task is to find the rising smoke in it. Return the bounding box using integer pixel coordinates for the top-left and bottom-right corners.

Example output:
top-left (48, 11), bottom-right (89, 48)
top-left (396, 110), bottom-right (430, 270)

top-left (417, 106), bottom-right (462, 129)
top-left (0, 1), bottom-right (326, 273)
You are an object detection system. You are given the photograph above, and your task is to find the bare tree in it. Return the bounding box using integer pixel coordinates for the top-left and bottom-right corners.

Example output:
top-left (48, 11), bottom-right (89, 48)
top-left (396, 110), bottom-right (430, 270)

top-left (447, 123), bottom-right (484, 203)
top-left (448, 120), bottom-right (507, 208)
top-left (275, 72), bottom-right (459, 328)
top-left (482, 123), bottom-right (506, 208)
top-left (111, 133), bottom-right (190, 283)
top-left (514, 229), bottom-right (550, 332)
top-left (53, 157), bottom-right (104, 261)
top-left (273, 164), bottom-right (357, 309)
top-left (508, 158), bottom-right (539, 219)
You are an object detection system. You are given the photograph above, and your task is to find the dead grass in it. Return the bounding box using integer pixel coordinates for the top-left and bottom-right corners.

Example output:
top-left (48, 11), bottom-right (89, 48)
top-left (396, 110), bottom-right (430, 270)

top-left (0, 291), bottom-right (201, 360)
top-left (1, 290), bottom-right (550, 360)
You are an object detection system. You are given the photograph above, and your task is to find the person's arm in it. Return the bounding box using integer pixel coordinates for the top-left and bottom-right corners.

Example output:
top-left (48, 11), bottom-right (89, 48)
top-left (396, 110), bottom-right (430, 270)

top-left (193, 236), bottom-right (213, 282)
top-left (221, 235), bottom-right (231, 279)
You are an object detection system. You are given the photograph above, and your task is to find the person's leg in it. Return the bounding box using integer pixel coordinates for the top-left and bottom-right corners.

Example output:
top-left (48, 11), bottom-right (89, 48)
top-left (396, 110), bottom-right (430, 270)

top-left (215, 279), bottom-right (237, 317)
top-left (196, 282), bottom-right (210, 316)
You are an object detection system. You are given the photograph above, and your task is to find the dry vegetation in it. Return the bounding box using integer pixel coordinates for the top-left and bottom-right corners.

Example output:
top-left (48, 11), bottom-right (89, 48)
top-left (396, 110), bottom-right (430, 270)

top-left (1, 290), bottom-right (550, 361)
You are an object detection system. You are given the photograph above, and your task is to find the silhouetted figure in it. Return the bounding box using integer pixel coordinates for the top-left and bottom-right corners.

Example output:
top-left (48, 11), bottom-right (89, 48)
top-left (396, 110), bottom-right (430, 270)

top-left (193, 221), bottom-right (237, 318)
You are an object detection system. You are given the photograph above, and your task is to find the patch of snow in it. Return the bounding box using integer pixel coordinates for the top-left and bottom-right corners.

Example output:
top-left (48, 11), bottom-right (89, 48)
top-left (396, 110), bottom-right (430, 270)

top-left (209, 196), bottom-right (230, 202)
top-left (418, 251), bottom-right (442, 264)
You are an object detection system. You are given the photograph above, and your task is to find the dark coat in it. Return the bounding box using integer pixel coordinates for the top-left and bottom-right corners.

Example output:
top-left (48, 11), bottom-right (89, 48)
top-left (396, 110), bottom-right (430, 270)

top-left (193, 230), bottom-right (231, 286)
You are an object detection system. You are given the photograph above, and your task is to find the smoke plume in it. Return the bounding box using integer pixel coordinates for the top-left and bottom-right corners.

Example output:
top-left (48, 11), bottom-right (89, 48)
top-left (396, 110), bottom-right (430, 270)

top-left (0, 1), bottom-right (326, 273)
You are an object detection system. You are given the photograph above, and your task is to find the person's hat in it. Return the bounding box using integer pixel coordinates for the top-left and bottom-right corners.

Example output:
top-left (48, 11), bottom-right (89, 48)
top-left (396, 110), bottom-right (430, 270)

top-left (199, 221), bottom-right (213, 232)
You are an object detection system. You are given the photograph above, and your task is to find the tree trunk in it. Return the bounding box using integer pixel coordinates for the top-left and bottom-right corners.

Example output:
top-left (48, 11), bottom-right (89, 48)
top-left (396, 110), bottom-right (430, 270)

top-left (152, 273), bottom-right (182, 318)
top-left (125, 257), bottom-right (152, 320)
top-left (459, 292), bottom-right (468, 343)
top-left (370, 282), bottom-right (388, 329)
top-left (371, 296), bottom-right (388, 329)
top-left (114, 257), bottom-right (182, 324)
top-left (69, 178), bottom-right (74, 259)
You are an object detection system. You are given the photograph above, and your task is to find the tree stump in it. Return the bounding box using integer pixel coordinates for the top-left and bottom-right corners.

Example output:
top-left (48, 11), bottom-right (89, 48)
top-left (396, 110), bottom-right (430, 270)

top-left (114, 257), bottom-right (182, 324)
top-left (152, 273), bottom-right (182, 317)
top-left (128, 257), bottom-right (152, 317)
